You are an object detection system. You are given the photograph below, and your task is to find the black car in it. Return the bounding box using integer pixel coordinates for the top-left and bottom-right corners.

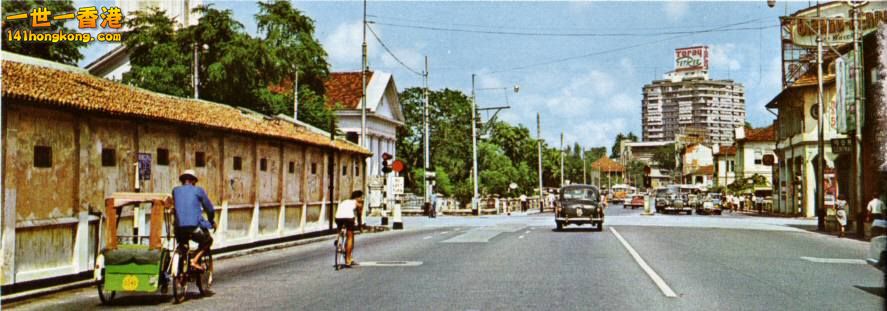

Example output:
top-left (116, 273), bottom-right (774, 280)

top-left (555, 185), bottom-right (604, 231)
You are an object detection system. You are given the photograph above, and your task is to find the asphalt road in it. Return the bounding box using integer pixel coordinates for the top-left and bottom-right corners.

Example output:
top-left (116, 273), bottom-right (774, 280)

top-left (6, 204), bottom-right (885, 310)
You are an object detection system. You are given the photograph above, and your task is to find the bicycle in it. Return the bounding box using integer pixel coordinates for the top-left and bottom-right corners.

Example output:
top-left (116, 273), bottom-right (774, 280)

top-left (170, 242), bottom-right (213, 303)
top-left (333, 226), bottom-right (347, 270)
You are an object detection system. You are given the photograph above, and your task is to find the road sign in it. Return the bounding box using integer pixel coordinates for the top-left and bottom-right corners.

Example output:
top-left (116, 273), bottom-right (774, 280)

top-left (392, 177), bottom-right (405, 194)
top-left (392, 160), bottom-right (405, 173)
top-left (369, 176), bottom-right (385, 188)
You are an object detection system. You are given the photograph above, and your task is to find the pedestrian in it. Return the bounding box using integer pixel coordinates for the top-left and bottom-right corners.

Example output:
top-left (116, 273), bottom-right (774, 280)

top-left (867, 192), bottom-right (885, 238)
top-left (835, 194), bottom-right (848, 238)
top-left (548, 192), bottom-right (556, 210)
top-left (520, 194), bottom-right (528, 212)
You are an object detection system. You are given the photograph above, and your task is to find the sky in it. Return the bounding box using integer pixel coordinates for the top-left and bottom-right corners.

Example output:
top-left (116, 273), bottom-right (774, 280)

top-left (76, 1), bottom-right (816, 149)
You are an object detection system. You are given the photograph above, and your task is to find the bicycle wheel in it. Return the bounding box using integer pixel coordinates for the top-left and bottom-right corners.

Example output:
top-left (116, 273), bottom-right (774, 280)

top-left (172, 252), bottom-right (188, 303)
top-left (334, 231), bottom-right (346, 270)
top-left (196, 253), bottom-right (213, 295)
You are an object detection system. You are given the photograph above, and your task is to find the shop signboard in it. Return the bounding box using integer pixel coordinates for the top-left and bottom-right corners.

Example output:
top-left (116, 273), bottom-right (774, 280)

top-left (674, 46), bottom-right (709, 72)
top-left (784, 1), bottom-right (887, 48)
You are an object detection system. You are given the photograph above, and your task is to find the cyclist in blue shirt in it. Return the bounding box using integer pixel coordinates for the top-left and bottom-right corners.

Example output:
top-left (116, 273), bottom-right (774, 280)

top-left (172, 169), bottom-right (215, 270)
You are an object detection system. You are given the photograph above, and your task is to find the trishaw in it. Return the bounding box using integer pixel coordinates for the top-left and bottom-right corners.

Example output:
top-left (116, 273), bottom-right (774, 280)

top-left (94, 192), bottom-right (213, 304)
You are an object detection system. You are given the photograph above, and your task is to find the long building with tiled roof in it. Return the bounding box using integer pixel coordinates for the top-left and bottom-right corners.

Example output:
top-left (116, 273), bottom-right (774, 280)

top-left (1, 52), bottom-right (370, 287)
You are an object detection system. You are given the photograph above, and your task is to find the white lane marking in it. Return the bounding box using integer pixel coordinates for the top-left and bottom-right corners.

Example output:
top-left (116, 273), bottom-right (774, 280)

top-left (441, 231), bottom-right (449, 234)
top-left (610, 227), bottom-right (678, 298)
top-left (519, 235), bottom-right (525, 239)
top-left (525, 230), bottom-right (531, 234)
top-left (800, 256), bottom-right (867, 264)
top-left (423, 236), bottom-right (433, 240)
top-left (358, 261), bottom-right (423, 267)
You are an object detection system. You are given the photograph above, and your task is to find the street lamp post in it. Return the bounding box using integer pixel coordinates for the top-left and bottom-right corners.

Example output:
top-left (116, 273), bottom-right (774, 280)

top-left (850, 0), bottom-right (867, 239)
top-left (537, 113), bottom-right (544, 213)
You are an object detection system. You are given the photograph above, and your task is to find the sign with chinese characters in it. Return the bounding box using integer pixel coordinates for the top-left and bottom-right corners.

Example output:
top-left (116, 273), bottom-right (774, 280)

top-left (4, 6), bottom-right (124, 43)
top-left (830, 138), bottom-right (853, 154)
top-left (836, 54), bottom-right (865, 134)
top-left (674, 46), bottom-right (709, 72)
top-left (784, 1), bottom-right (887, 48)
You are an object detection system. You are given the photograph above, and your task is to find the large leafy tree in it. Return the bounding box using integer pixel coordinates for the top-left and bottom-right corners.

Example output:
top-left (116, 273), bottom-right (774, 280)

top-left (652, 143), bottom-right (677, 170)
top-left (121, 3), bottom-right (335, 130)
top-left (2, 0), bottom-right (86, 64)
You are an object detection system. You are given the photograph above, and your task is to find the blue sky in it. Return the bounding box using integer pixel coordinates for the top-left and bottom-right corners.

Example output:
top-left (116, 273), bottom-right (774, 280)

top-left (77, 1), bottom-right (815, 149)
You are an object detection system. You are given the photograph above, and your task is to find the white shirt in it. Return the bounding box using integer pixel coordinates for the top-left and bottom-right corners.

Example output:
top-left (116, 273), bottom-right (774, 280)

top-left (868, 198), bottom-right (885, 214)
top-left (335, 199), bottom-right (358, 219)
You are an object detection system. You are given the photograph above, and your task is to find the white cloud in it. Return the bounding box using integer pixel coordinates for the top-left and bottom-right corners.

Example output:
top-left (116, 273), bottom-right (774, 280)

top-left (710, 43), bottom-right (743, 72)
top-left (664, 2), bottom-right (689, 21)
top-left (323, 20), bottom-right (378, 69)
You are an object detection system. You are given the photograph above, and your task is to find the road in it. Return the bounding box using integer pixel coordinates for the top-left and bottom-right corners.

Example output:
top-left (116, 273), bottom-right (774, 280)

top-left (6, 204), bottom-right (884, 310)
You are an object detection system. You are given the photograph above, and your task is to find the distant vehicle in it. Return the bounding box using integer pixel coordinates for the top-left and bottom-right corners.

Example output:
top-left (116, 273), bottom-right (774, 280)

top-left (868, 235), bottom-right (886, 271)
top-left (697, 192), bottom-right (723, 215)
top-left (555, 184), bottom-right (604, 231)
top-left (608, 184), bottom-right (635, 204)
top-left (626, 194), bottom-right (645, 209)
top-left (654, 185), bottom-right (693, 215)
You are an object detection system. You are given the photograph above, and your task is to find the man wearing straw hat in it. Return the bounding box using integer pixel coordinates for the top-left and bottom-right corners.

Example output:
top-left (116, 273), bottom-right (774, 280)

top-left (172, 169), bottom-right (216, 270)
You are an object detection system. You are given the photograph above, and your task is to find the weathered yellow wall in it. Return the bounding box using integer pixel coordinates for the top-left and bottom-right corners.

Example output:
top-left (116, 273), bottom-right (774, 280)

top-left (283, 144), bottom-right (303, 203)
top-left (184, 131), bottom-right (221, 203)
top-left (256, 142), bottom-right (280, 204)
top-left (138, 124), bottom-right (183, 194)
top-left (223, 135), bottom-right (254, 205)
top-left (90, 119), bottom-right (137, 209)
top-left (6, 106), bottom-right (77, 221)
top-left (14, 225), bottom-right (75, 272)
top-left (306, 147), bottom-right (324, 202)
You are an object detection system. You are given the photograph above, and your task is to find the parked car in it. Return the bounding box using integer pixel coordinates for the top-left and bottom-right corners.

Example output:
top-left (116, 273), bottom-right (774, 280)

top-left (696, 193), bottom-right (723, 215)
top-left (654, 186), bottom-right (692, 215)
top-left (555, 184), bottom-right (604, 231)
top-left (626, 195), bottom-right (645, 209)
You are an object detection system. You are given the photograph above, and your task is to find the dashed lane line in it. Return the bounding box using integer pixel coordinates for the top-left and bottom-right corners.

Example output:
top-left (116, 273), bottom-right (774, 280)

top-left (423, 236), bottom-right (433, 240)
top-left (800, 256), bottom-right (867, 264)
top-left (610, 227), bottom-right (678, 298)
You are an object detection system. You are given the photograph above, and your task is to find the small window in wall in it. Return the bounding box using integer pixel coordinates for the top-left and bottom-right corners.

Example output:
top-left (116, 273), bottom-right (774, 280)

top-left (195, 152), bottom-right (206, 167)
top-left (157, 148), bottom-right (170, 166)
top-left (354, 161), bottom-right (360, 177)
top-left (346, 132), bottom-right (359, 144)
top-left (260, 158), bottom-right (268, 171)
top-left (754, 150), bottom-right (763, 165)
top-left (233, 156), bottom-right (243, 171)
top-left (288, 161), bottom-right (295, 174)
top-left (342, 164), bottom-right (348, 176)
top-left (101, 148), bottom-right (116, 167)
top-left (34, 145), bottom-right (52, 168)
top-left (311, 162), bottom-right (317, 175)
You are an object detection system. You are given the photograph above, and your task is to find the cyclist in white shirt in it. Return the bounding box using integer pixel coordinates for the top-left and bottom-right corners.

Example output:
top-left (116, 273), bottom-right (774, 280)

top-left (335, 191), bottom-right (364, 267)
top-left (868, 192), bottom-right (885, 237)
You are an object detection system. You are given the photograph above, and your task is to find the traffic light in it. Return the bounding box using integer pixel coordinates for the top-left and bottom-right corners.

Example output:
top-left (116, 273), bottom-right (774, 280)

top-left (381, 152), bottom-right (393, 174)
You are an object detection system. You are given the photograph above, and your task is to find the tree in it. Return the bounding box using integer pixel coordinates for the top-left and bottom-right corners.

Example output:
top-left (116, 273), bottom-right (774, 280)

top-left (652, 143), bottom-right (677, 170)
top-left (121, 3), bottom-right (335, 130)
top-left (2, 0), bottom-right (86, 64)
top-left (610, 132), bottom-right (638, 158)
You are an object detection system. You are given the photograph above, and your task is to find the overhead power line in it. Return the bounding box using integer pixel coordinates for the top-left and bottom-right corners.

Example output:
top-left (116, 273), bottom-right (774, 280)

top-left (487, 22), bottom-right (779, 74)
top-left (366, 24), bottom-right (424, 76)
top-left (369, 18), bottom-right (772, 38)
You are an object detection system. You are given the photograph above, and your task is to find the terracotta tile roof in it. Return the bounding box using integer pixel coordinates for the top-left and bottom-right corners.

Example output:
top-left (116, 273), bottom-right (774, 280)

top-left (324, 71), bottom-right (374, 109)
top-left (715, 145), bottom-right (736, 156)
top-left (692, 165), bottom-right (715, 176)
top-left (743, 124), bottom-right (776, 142)
top-left (1, 60), bottom-right (370, 155)
top-left (590, 157), bottom-right (624, 173)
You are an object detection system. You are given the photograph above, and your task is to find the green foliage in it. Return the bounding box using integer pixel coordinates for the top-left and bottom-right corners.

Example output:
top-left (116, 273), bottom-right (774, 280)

top-left (610, 132), bottom-right (638, 158)
top-left (1, 0), bottom-right (85, 64)
top-left (121, 2), bottom-right (335, 130)
top-left (652, 143), bottom-right (677, 170)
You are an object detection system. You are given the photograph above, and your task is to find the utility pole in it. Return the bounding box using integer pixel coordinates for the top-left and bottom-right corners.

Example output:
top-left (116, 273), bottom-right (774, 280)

top-left (815, 3), bottom-right (826, 231)
top-left (293, 65), bottom-right (299, 120)
top-left (851, 2), bottom-right (866, 237)
top-left (537, 113), bottom-right (543, 213)
top-left (560, 132), bottom-right (564, 187)
top-left (193, 44), bottom-right (199, 99)
top-left (583, 147), bottom-right (587, 184)
top-left (360, 0), bottom-right (370, 225)
top-left (471, 74), bottom-right (479, 214)
top-left (423, 56), bottom-right (430, 209)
